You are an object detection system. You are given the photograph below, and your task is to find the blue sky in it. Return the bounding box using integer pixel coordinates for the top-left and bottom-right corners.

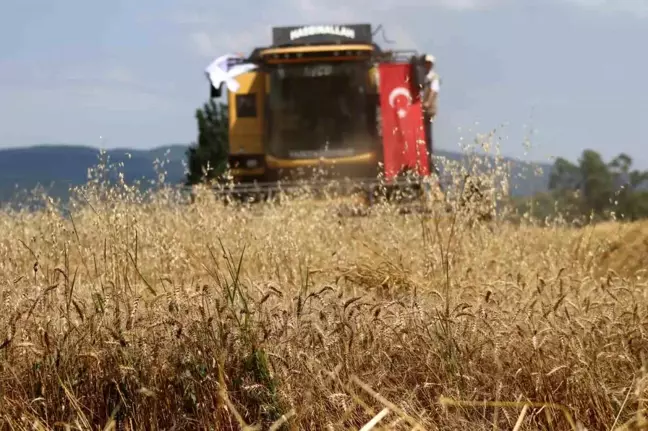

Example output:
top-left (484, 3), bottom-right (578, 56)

top-left (1, 0), bottom-right (646, 167)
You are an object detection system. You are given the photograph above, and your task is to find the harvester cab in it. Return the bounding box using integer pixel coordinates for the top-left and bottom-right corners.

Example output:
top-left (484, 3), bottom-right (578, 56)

top-left (205, 23), bottom-right (436, 205)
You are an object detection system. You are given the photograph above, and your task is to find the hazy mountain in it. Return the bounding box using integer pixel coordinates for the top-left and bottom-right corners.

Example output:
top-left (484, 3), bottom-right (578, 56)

top-left (0, 144), bottom-right (552, 206)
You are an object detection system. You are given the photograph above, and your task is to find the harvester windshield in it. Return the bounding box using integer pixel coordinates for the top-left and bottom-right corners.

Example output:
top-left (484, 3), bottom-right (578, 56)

top-left (266, 60), bottom-right (377, 159)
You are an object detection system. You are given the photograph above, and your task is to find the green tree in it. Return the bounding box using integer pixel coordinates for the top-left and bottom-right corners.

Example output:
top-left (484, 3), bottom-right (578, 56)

top-left (546, 156), bottom-right (587, 221)
top-left (185, 99), bottom-right (229, 185)
top-left (608, 153), bottom-right (648, 220)
top-left (548, 157), bottom-right (581, 192)
top-left (578, 149), bottom-right (614, 217)
top-left (547, 149), bottom-right (648, 222)
top-left (548, 150), bottom-right (613, 219)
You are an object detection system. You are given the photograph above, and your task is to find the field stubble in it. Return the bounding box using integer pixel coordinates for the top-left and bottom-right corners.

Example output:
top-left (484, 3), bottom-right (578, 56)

top-left (0, 147), bottom-right (647, 430)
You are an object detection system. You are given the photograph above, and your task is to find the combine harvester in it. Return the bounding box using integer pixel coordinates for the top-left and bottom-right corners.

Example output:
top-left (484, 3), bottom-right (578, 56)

top-left (203, 23), bottom-right (445, 213)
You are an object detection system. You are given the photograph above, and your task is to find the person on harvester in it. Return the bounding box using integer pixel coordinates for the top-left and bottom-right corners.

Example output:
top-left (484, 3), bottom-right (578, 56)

top-left (421, 54), bottom-right (443, 191)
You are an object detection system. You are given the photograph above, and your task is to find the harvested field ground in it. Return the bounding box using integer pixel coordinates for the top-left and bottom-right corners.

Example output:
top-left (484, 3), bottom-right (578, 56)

top-left (0, 165), bottom-right (647, 430)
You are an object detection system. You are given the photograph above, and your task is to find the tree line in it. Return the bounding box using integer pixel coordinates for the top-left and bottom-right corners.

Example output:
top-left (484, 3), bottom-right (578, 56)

top-left (516, 149), bottom-right (648, 223)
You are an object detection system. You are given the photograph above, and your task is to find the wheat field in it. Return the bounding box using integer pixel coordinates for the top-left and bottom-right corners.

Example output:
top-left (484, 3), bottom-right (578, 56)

top-left (0, 150), bottom-right (647, 430)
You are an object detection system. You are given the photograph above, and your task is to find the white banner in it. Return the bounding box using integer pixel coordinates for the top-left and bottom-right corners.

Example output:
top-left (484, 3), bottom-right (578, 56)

top-left (205, 53), bottom-right (258, 93)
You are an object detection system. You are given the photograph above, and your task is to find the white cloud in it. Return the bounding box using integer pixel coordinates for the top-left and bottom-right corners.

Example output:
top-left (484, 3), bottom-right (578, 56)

top-left (287, 0), bottom-right (507, 13)
top-left (103, 66), bottom-right (135, 85)
top-left (189, 31), bottom-right (215, 58)
top-left (0, 61), bottom-right (178, 115)
top-left (10, 82), bottom-right (174, 114)
top-left (564, 0), bottom-right (648, 17)
top-left (75, 85), bottom-right (175, 113)
top-left (168, 0), bottom-right (511, 60)
top-left (171, 0), bottom-right (647, 73)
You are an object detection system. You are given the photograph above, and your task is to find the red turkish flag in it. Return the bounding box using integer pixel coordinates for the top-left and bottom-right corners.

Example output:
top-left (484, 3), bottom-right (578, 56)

top-left (377, 62), bottom-right (429, 181)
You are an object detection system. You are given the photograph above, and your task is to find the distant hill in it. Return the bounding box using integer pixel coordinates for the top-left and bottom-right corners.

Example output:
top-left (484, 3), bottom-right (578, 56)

top-left (0, 144), bottom-right (189, 205)
top-left (0, 144), bottom-right (552, 206)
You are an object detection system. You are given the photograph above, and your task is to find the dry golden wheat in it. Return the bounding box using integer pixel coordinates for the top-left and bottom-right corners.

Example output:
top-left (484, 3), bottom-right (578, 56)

top-left (0, 142), bottom-right (646, 430)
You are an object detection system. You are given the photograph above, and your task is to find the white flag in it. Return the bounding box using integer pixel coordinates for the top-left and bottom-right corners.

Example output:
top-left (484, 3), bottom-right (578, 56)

top-left (205, 54), bottom-right (258, 93)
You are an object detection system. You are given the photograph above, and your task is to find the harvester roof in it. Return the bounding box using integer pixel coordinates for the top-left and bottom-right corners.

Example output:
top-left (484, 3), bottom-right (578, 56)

top-left (206, 23), bottom-right (424, 96)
